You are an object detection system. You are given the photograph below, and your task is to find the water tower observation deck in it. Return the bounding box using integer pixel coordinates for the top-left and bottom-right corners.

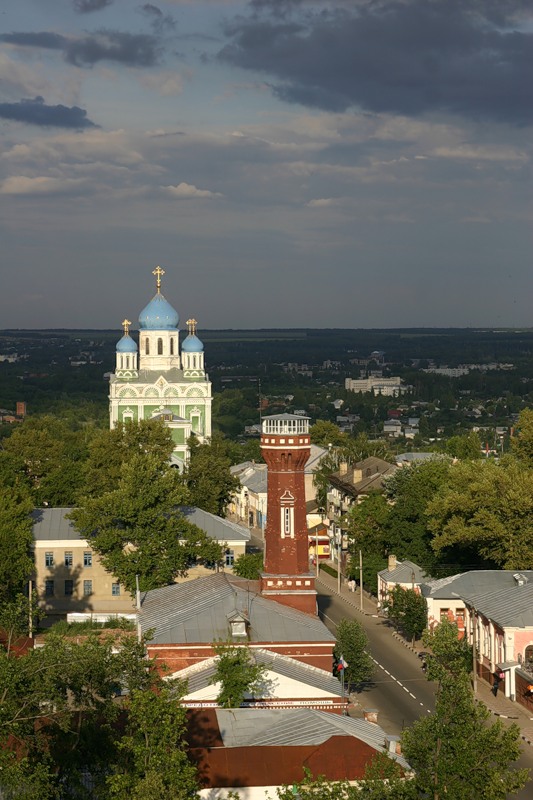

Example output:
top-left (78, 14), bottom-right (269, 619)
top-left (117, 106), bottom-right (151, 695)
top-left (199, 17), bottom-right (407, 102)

top-left (261, 414), bottom-right (310, 449)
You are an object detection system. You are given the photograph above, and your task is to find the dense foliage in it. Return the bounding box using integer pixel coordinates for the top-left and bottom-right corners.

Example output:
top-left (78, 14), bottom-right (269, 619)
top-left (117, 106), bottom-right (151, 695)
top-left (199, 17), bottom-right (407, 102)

top-left (210, 643), bottom-right (268, 708)
top-left (333, 619), bottom-right (373, 686)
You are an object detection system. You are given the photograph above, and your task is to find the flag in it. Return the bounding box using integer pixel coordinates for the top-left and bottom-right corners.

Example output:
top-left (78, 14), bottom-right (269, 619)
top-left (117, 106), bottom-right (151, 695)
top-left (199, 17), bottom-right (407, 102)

top-left (337, 655), bottom-right (348, 672)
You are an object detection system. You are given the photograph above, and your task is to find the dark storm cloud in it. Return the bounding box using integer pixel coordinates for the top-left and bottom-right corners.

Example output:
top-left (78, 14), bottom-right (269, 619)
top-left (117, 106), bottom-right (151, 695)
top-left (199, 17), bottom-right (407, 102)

top-left (73, 0), bottom-right (113, 13)
top-left (139, 4), bottom-right (177, 34)
top-left (0, 31), bottom-right (67, 49)
top-left (219, 0), bottom-right (533, 124)
top-left (0, 96), bottom-right (98, 128)
top-left (64, 30), bottom-right (160, 66)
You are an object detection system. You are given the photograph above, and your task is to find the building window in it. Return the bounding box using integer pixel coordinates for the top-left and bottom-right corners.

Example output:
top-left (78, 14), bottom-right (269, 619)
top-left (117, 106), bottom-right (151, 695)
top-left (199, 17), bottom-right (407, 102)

top-left (45, 552), bottom-right (54, 567)
top-left (170, 338), bottom-right (174, 355)
top-left (64, 551), bottom-right (73, 568)
top-left (84, 551), bottom-right (92, 568)
top-left (45, 579), bottom-right (54, 597)
top-left (284, 507), bottom-right (291, 535)
top-left (225, 549), bottom-right (235, 567)
top-left (112, 583), bottom-right (121, 596)
top-left (157, 337), bottom-right (163, 355)
top-left (83, 580), bottom-right (93, 596)
top-left (145, 338), bottom-right (150, 355)
top-left (64, 580), bottom-right (73, 596)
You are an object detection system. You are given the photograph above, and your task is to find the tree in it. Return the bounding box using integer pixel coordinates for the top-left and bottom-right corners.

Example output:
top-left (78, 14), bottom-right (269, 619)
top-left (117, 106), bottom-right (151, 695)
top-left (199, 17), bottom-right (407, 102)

top-left (511, 408), bottom-right (533, 467)
top-left (70, 453), bottom-right (224, 593)
top-left (384, 586), bottom-right (427, 644)
top-left (334, 619), bottom-right (373, 686)
top-left (346, 494), bottom-right (390, 592)
top-left (0, 630), bottom-right (198, 799)
top-left (310, 420), bottom-right (347, 448)
top-left (427, 457), bottom-right (533, 569)
top-left (210, 643), bottom-right (268, 708)
top-left (0, 485), bottom-right (33, 603)
top-left (106, 682), bottom-right (198, 800)
top-left (81, 418), bottom-right (176, 499)
top-left (382, 458), bottom-right (451, 570)
top-left (232, 552), bottom-right (263, 579)
top-left (183, 434), bottom-right (240, 517)
top-left (422, 618), bottom-right (472, 681)
top-left (402, 672), bottom-right (529, 799)
top-left (443, 431), bottom-right (481, 460)
top-left (2, 415), bottom-right (88, 506)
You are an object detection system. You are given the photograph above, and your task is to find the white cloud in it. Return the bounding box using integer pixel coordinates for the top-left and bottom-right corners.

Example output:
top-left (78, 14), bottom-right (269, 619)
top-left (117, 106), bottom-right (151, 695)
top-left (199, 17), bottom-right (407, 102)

top-left (137, 71), bottom-right (187, 97)
top-left (307, 197), bottom-right (341, 208)
top-left (0, 175), bottom-right (87, 194)
top-left (432, 145), bottom-right (528, 162)
top-left (0, 52), bottom-right (51, 100)
top-left (163, 182), bottom-right (222, 198)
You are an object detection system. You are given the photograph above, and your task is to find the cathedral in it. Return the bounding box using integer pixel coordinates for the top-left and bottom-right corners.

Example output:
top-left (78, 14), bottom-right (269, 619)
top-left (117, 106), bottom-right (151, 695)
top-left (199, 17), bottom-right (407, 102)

top-left (109, 266), bottom-right (212, 467)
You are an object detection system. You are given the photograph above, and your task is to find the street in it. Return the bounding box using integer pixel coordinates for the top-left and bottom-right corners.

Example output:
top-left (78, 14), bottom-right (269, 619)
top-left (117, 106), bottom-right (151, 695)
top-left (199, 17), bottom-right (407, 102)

top-left (317, 580), bottom-right (533, 799)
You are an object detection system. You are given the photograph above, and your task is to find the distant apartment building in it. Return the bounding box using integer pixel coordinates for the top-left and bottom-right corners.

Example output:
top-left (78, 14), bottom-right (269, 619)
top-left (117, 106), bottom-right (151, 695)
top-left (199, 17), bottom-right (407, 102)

top-left (345, 376), bottom-right (405, 397)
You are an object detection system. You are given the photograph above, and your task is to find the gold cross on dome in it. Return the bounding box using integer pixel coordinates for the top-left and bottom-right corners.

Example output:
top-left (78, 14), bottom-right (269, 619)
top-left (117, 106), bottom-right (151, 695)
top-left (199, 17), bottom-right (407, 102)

top-left (152, 265), bottom-right (165, 293)
top-left (122, 319), bottom-right (131, 336)
top-left (186, 318), bottom-right (197, 335)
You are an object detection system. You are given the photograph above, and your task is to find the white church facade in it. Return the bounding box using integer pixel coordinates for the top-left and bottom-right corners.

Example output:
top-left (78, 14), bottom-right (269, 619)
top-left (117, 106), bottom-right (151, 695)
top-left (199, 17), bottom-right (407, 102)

top-left (109, 266), bottom-right (212, 466)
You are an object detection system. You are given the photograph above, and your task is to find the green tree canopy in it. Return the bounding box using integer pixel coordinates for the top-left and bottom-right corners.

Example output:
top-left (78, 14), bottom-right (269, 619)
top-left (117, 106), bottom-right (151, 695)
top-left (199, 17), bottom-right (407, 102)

top-left (232, 552), bottom-right (264, 580)
top-left (402, 672), bottom-right (529, 799)
top-left (382, 458), bottom-right (451, 570)
top-left (70, 453), bottom-right (223, 593)
top-left (0, 485), bottom-right (33, 603)
top-left (81, 418), bottom-right (176, 499)
top-left (443, 431), bottom-right (482, 460)
top-left (384, 586), bottom-right (427, 644)
top-left (427, 457), bottom-right (533, 569)
top-left (334, 619), bottom-right (373, 686)
top-left (422, 618), bottom-right (472, 682)
top-left (183, 434), bottom-right (240, 517)
top-left (2, 415), bottom-right (89, 506)
top-left (511, 408), bottom-right (533, 467)
top-left (210, 643), bottom-right (268, 708)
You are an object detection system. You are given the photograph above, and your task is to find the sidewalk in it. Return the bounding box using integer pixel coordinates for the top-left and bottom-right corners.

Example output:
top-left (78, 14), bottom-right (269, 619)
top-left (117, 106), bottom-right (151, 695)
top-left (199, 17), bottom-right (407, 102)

top-left (316, 569), bottom-right (533, 748)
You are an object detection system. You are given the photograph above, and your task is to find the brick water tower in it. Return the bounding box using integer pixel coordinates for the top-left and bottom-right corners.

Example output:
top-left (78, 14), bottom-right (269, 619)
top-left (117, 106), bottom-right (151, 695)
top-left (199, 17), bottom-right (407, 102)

top-left (260, 414), bottom-right (317, 615)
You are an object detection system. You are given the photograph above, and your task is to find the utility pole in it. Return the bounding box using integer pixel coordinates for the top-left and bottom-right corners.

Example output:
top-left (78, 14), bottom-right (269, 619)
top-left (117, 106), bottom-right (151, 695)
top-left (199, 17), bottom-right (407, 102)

top-left (359, 550), bottom-right (364, 613)
top-left (337, 526), bottom-right (341, 595)
top-left (472, 605), bottom-right (477, 695)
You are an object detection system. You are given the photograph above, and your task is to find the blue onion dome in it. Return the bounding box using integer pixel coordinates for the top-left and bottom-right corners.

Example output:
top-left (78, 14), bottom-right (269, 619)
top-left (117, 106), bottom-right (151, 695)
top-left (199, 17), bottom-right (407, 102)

top-left (182, 333), bottom-right (204, 353)
top-left (116, 319), bottom-right (138, 352)
top-left (139, 293), bottom-right (179, 330)
top-left (116, 334), bottom-right (138, 353)
top-left (182, 318), bottom-right (203, 352)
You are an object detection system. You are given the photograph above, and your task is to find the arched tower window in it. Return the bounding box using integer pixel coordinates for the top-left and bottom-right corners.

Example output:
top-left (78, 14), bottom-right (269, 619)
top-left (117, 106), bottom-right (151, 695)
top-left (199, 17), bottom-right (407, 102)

top-left (170, 338), bottom-right (174, 355)
top-left (157, 338), bottom-right (163, 355)
top-left (145, 338), bottom-right (150, 355)
top-left (126, 356), bottom-right (130, 369)
top-left (193, 356), bottom-right (197, 368)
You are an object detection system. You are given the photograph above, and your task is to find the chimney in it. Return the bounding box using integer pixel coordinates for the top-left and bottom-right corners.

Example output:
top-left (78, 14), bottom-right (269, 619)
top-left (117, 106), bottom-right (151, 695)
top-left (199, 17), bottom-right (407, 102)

top-left (363, 708), bottom-right (379, 724)
top-left (385, 735), bottom-right (402, 755)
top-left (339, 461), bottom-right (348, 475)
top-left (388, 554), bottom-right (397, 571)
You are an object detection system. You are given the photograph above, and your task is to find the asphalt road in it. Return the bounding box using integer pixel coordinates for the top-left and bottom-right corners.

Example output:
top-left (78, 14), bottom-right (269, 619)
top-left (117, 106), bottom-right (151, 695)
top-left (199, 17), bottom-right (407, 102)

top-left (317, 583), bottom-right (436, 733)
top-left (317, 582), bottom-right (533, 799)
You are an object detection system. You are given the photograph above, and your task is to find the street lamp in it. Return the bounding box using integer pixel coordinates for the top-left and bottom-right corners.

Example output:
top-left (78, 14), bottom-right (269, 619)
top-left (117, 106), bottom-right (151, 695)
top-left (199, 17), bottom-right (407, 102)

top-left (317, 507), bottom-right (325, 579)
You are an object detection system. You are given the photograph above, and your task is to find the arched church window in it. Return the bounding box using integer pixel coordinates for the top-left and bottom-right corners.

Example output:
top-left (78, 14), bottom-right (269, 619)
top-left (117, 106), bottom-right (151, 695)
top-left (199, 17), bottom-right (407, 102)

top-left (145, 339), bottom-right (150, 355)
top-left (158, 338), bottom-right (163, 355)
top-left (193, 356), bottom-right (197, 368)
top-left (170, 338), bottom-right (174, 355)
top-left (126, 356), bottom-right (130, 369)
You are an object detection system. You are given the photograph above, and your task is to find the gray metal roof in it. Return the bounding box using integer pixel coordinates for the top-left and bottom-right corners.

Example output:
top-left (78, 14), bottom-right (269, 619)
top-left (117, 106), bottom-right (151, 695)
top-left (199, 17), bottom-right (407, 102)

top-left (179, 506), bottom-right (250, 543)
top-left (181, 648), bottom-right (341, 696)
top-left (214, 708), bottom-right (410, 769)
top-left (462, 583), bottom-right (533, 628)
top-left (32, 506), bottom-right (245, 545)
top-left (421, 570), bottom-right (533, 600)
top-left (141, 572), bottom-right (335, 645)
top-left (262, 413), bottom-right (310, 421)
top-left (379, 560), bottom-right (429, 584)
top-left (32, 508), bottom-right (82, 541)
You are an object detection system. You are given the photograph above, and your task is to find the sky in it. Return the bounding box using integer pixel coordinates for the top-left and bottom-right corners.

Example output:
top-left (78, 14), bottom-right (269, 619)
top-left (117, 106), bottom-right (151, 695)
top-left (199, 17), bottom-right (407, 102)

top-left (0, 0), bottom-right (532, 331)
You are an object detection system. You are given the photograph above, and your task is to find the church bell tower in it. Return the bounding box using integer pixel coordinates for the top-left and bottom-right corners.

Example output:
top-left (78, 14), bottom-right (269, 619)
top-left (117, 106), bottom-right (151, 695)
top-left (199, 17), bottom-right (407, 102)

top-left (260, 414), bottom-right (317, 615)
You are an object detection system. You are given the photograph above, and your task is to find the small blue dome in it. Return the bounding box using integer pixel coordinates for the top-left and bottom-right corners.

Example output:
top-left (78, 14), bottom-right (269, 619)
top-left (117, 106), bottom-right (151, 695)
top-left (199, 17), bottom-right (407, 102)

top-left (116, 334), bottom-right (138, 353)
top-left (139, 293), bottom-right (179, 330)
top-left (182, 333), bottom-right (204, 353)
